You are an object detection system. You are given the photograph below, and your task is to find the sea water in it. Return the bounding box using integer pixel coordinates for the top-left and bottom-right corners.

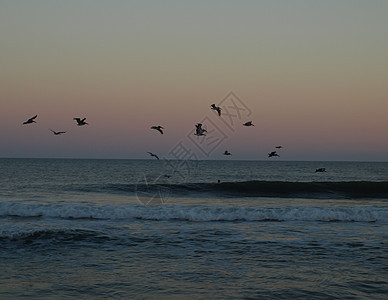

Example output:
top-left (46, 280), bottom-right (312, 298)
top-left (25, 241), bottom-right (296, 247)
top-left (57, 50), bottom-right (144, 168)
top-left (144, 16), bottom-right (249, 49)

top-left (0, 158), bottom-right (387, 299)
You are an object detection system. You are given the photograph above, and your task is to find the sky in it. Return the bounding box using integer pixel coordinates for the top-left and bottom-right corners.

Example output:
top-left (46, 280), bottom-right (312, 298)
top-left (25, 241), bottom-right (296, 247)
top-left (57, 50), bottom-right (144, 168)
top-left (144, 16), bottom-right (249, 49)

top-left (1, 0), bottom-right (388, 161)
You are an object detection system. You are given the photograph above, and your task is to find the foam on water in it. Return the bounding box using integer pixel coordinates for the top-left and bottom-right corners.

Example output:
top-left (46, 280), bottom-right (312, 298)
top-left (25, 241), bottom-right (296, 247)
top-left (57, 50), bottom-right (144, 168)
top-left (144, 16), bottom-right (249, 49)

top-left (0, 200), bottom-right (386, 223)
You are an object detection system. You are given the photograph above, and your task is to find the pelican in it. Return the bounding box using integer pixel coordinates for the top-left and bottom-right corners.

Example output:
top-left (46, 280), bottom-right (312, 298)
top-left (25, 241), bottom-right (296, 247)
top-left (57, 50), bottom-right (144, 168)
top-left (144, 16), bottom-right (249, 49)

top-left (23, 115), bottom-right (37, 125)
top-left (50, 129), bottom-right (66, 135)
top-left (243, 121), bottom-right (254, 127)
top-left (223, 150), bottom-right (232, 156)
top-left (268, 151), bottom-right (279, 158)
top-left (147, 152), bottom-right (159, 160)
top-left (151, 126), bottom-right (164, 134)
top-left (194, 123), bottom-right (207, 136)
top-left (275, 146), bottom-right (283, 149)
top-left (211, 104), bottom-right (222, 116)
top-left (315, 168), bottom-right (326, 172)
top-left (74, 118), bottom-right (88, 126)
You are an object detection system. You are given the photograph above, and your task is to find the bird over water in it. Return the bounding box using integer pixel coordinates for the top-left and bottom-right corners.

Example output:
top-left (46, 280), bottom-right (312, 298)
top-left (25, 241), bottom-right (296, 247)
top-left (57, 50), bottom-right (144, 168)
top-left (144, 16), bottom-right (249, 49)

top-left (151, 126), bottom-right (164, 134)
top-left (147, 152), bottom-right (159, 160)
top-left (243, 121), bottom-right (254, 127)
top-left (211, 104), bottom-right (222, 116)
top-left (74, 118), bottom-right (88, 126)
top-left (50, 129), bottom-right (66, 135)
top-left (23, 115), bottom-right (37, 125)
top-left (194, 123), bottom-right (207, 136)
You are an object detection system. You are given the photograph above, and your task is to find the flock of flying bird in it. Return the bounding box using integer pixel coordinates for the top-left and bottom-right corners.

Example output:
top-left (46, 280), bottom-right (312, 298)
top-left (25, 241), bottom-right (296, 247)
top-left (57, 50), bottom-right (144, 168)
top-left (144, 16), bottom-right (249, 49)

top-left (147, 103), bottom-right (283, 160)
top-left (23, 115), bottom-right (89, 137)
top-left (22, 104), bottom-right (283, 160)
top-left (23, 105), bottom-right (328, 172)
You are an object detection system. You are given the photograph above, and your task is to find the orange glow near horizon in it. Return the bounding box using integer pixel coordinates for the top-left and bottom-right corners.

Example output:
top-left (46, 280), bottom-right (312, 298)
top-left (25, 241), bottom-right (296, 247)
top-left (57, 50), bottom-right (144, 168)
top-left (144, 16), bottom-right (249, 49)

top-left (1, 1), bottom-right (388, 161)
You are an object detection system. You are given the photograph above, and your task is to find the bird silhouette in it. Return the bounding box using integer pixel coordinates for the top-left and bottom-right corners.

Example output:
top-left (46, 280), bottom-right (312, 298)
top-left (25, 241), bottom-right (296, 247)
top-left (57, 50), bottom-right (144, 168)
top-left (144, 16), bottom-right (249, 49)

top-left (23, 115), bottom-right (37, 125)
top-left (315, 168), bottom-right (326, 172)
top-left (243, 121), bottom-right (254, 127)
top-left (223, 150), bottom-right (232, 156)
top-left (147, 152), bottom-right (159, 160)
top-left (74, 118), bottom-right (88, 126)
top-left (275, 146), bottom-right (283, 149)
top-left (194, 123), bottom-right (207, 136)
top-left (268, 151), bottom-right (279, 158)
top-left (50, 129), bottom-right (66, 135)
top-left (211, 104), bottom-right (222, 116)
top-left (151, 126), bottom-right (164, 134)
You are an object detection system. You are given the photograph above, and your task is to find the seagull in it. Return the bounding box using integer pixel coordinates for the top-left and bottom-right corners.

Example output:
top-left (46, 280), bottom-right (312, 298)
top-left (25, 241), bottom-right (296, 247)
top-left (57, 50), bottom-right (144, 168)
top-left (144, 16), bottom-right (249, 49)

top-left (223, 150), bottom-right (232, 156)
top-left (151, 126), bottom-right (164, 134)
top-left (275, 146), bottom-right (283, 149)
top-left (211, 104), bottom-right (222, 116)
top-left (147, 152), bottom-right (159, 160)
top-left (243, 121), bottom-right (254, 127)
top-left (50, 129), bottom-right (66, 135)
top-left (74, 118), bottom-right (88, 126)
top-left (268, 151), bottom-right (279, 158)
top-left (194, 123), bottom-right (207, 136)
top-left (315, 168), bottom-right (326, 172)
top-left (23, 115), bottom-right (37, 125)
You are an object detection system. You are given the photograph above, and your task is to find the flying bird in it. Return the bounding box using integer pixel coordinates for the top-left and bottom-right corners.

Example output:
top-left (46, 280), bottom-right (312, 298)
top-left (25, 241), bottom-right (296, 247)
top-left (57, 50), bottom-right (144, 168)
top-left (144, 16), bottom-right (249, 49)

top-left (151, 126), bottom-right (164, 134)
top-left (50, 129), bottom-right (66, 135)
top-left (147, 152), bottom-right (159, 160)
top-left (243, 121), bottom-right (254, 127)
top-left (275, 146), bottom-right (283, 149)
top-left (23, 115), bottom-right (37, 125)
top-left (268, 151), bottom-right (279, 158)
top-left (211, 104), bottom-right (222, 116)
top-left (223, 150), bottom-right (232, 156)
top-left (315, 168), bottom-right (326, 173)
top-left (74, 118), bottom-right (88, 126)
top-left (194, 123), bottom-right (207, 136)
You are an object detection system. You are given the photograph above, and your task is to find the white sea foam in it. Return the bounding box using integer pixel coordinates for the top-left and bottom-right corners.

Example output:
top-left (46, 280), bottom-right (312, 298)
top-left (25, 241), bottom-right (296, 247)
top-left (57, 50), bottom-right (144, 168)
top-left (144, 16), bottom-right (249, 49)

top-left (0, 201), bottom-right (387, 223)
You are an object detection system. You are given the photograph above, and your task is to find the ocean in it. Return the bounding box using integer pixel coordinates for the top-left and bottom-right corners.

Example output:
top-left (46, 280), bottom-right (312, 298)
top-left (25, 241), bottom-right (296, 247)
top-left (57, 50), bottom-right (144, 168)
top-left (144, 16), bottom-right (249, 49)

top-left (0, 158), bottom-right (387, 299)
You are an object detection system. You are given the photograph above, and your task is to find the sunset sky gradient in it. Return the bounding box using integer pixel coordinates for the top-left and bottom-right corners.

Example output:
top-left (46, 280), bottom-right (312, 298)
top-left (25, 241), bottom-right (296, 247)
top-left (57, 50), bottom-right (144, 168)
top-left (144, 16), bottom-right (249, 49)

top-left (1, 0), bottom-right (387, 161)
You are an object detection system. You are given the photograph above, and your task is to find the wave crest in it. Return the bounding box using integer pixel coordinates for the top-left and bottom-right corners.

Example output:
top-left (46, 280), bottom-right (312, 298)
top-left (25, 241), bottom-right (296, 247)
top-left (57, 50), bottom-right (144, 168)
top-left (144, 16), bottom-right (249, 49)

top-left (1, 201), bottom-right (386, 223)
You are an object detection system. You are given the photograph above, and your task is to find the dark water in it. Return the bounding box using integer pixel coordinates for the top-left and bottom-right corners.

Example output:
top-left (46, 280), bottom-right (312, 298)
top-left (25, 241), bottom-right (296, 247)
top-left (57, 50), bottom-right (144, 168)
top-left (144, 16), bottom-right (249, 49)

top-left (1, 159), bottom-right (387, 299)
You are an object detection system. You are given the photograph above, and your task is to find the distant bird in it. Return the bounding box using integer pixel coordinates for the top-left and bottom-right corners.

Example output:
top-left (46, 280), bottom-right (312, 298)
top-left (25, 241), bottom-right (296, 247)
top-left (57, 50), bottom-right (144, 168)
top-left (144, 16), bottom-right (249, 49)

top-left (243, 121), bottom-right (254, 127)
top-left (50, 129), bottom-right (66, 135)
top-left (151, 126), bottom-right (164, 134)
top-left (315, 168), bottom-right (326, 173)
top-left (194, 123), bottom-right (207, 136)
top-left (164, 174), bottom-right (171, 178)
top-left (147, 152), bottom-right (159, 160)
top-left (268, 151), bottom-right (279, 158)
top-left (23, 115), bottom-right (37, 125)
top-left (211, 104), bottom-right (222, 116)
top-left (74, 118), bottom-right (88, 126)
top-left (275, 146), bottom-right (283, 149)
top-left (223, 150), bottom-right (232, 156)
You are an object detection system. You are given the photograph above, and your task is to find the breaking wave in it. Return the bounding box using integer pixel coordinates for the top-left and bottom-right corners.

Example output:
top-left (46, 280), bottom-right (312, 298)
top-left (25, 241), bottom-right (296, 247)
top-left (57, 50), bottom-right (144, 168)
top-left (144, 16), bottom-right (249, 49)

top-left (1, 201), bottom-right (387, 223)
